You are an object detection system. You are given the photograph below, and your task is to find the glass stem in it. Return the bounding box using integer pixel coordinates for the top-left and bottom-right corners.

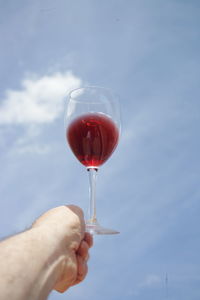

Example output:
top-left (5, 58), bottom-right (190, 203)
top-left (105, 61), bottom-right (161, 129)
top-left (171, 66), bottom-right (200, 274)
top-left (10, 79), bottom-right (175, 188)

top-left (87, 168), bottom-right (98, 224)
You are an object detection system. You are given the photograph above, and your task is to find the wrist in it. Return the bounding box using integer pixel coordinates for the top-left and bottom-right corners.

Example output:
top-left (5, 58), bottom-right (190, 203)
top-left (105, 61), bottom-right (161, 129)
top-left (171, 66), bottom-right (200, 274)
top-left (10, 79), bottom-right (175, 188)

top-left (30, 224), bottom-right (68, 254)
top-left (29, 226), bottom-right (79, 293)
top-left (28, 226), bottom-right (68, 293)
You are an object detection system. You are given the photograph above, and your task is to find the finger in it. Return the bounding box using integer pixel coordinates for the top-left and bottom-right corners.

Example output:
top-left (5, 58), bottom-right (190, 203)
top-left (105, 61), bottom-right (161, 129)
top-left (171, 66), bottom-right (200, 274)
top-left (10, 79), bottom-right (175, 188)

top-left (84, 232), bottom-right (93, 248)
top-left (54, 282), bottom-right (70, 293)
top-left (77, 240), bottom-right (89, 260)
top-left (73, 264), bottom-right (88, 286)
top-left (66, 205), bottom-right (84, 222)
top-left (85, 253), bottom-right (90, 262)
top-left (66, 205), bottom-right (85, 237)
top-left (77, 255), bottom-right (87, 277)
top-left (73, 255), bottom-right (88, 285)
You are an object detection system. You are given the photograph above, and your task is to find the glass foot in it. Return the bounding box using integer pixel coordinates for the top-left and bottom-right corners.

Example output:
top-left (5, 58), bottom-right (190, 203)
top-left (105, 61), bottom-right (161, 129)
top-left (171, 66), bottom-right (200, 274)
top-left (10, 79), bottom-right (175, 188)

top-left (86, 221), bottom-right (120, 235)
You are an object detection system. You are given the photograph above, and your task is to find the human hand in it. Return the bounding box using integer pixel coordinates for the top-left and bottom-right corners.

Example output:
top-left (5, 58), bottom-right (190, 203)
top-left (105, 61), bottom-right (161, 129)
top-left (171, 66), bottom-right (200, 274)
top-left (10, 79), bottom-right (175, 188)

top-left (32, 205), bottom-right (93, 293)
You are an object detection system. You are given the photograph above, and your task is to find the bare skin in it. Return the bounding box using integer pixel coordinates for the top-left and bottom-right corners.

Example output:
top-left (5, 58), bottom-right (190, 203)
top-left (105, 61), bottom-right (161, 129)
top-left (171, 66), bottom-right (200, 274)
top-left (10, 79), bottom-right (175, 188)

top-left (0, 205), bottom-right (93, 300)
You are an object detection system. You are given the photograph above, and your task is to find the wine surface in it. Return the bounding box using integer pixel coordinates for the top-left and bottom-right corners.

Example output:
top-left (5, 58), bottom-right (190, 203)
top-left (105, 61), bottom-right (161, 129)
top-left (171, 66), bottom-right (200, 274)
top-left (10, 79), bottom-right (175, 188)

top-left (67, 113), bottom-right (119, 167)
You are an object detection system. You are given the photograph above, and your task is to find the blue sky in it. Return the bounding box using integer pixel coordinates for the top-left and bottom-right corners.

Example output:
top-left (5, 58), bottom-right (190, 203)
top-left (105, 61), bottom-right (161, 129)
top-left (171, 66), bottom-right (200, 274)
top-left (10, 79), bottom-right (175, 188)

top-left (0, 0), bottom-right (200, 299)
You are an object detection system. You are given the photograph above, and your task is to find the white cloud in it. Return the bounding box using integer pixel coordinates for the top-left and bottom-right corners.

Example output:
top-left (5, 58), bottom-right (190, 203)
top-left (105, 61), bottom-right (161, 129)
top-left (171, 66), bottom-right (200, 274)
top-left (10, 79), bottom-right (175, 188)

top-left (0, 71), bottom-right (82, 124)
top-left (0, 71), bottom-right (82, 155)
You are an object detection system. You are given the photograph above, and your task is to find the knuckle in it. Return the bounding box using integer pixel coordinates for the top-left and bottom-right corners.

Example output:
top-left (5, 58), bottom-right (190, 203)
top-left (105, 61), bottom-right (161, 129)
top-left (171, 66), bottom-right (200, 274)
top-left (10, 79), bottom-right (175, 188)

top-left (67, 205), bottom-right (84, 218)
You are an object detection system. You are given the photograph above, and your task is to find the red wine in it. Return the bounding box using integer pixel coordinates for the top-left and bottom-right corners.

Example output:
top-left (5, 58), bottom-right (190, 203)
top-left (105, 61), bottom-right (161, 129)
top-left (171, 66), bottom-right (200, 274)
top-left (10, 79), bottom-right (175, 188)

top-left (67, 113), bottom-right (119, 167)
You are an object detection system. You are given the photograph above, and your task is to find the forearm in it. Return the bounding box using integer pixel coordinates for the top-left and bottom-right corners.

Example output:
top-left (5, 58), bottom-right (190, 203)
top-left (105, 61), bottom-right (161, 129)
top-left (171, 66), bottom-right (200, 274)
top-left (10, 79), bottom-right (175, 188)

top-left (0, 227), bottom-right (65, 300)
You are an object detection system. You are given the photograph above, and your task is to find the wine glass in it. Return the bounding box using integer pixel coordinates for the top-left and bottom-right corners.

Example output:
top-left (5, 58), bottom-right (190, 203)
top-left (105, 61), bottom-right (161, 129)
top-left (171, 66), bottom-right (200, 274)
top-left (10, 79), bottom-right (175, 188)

top-left (65, 86), bottom-right (121, 235)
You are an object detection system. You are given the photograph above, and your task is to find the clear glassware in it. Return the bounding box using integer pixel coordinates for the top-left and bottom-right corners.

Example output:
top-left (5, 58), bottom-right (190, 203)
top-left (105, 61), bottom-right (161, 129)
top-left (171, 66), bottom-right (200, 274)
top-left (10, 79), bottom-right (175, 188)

top-left (64, 86), bottom-right (121, 234)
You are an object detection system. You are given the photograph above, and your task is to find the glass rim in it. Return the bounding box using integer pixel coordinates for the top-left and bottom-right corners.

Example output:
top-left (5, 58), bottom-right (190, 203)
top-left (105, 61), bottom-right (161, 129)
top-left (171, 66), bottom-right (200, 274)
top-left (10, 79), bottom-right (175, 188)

top-left (65, 85), bottom-right (121, 136)
top-left (68, 85), bottom-right (117, 101)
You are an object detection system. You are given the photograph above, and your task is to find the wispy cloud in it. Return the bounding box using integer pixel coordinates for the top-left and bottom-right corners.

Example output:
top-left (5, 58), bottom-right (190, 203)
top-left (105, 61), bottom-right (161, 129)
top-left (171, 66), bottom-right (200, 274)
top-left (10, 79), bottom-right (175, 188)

top-left (0, 71), bottom-right (82, 124)
top-left (12, 125), bottom-right (51, 155)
